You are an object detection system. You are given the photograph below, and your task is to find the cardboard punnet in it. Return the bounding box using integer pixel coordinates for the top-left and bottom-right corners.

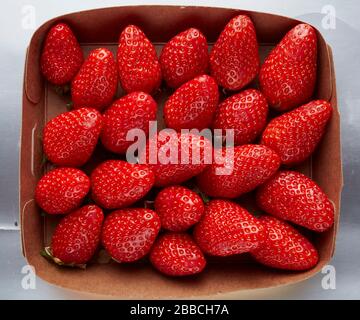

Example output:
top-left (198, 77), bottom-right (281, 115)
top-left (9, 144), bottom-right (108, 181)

top-left (20, 6), bottom-right (343, 298)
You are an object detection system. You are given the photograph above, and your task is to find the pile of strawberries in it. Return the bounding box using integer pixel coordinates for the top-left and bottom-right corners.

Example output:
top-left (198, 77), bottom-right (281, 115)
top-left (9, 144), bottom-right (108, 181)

top-left (35, 15), bottom-right (334, 276)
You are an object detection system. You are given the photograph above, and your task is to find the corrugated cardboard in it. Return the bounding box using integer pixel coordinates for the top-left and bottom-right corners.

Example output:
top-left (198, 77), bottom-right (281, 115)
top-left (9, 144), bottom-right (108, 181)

top-left (20, 5), bottom-right (343, 298)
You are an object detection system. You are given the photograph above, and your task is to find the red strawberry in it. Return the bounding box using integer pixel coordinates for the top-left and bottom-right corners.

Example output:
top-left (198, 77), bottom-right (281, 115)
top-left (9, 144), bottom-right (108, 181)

top-left (91, 160), bottom-right (154, 209)
top-left (261, 100), bottom-right (332, 165)
top-left (164, 75), bottom-right (219, 131)
top-left (43, 108), bottom-right (102, 167)
top-left (43, 205), bottom-right (104, 266)
top-left (154, 186), bottom-right (204, 232)
top-left (250, 216), bottom-right (319, 270)
top-left (193, 200), bottom-right (265, 256)
top-left (210, 15), bottom-right (259, 91)
top-left (212, 89), bottom-right (268, 145)
top-left (71, 48), bottom-right (118, 111)
top-left (160, 28), bottom-right (209, 88)
top-left (257, 170), bottom-right (334, 232)
top-left (35, 167), bottom-right (90, 215)
top-left (41, 23), bottom-right (83, 85)
top-left (150, 233), bottom-right (206, 276)
top-left (117, 25), bottom-right (161, 94)
top-left (197, 144), bottom-right (281, 198)
top-left (102, 208), bottom-right (161, 263)
top-left (138, 131), bottom-right (212, 187)
top-left (259, 23), bottom-right (317, 111)
top-left (100, 92), bottom-right (157, 154)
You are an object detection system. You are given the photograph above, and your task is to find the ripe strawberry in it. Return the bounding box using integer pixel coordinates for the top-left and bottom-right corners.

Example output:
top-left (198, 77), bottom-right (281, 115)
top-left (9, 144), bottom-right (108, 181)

top-left (210, 15), bottom-right (259, 91)
top-left (261, 100), bottom-right (332, 165)
top-left (91, 160), bottom-right (154, 209)
top-left (160, 28), bottom-right (209, 88)
top-left (71, 48), bottom-right (117, 111)
top-left (197, 144), bottom-right (281, 198)
top-left (212, 89), bottom-right (268, 145)
top-left (257, 170), bottom-right (334, 232)
top-left (150, 233), bottom-right (206, 276)
top-left (101, 208), bottom-right (161, 263)
top-left (154, 186), bottom-right (204, 232)
top-left (100, 92), bottom-right (157, 154)
top-left (40, 23), bottom-right (83, 85)
top-left (259, 23), bottom-right (317, 111)
top-left (44, 205), bottom-right (104, 266)
top-left (138, 130), bottom-right (212, 187)
top-left (193, 200), bottom-right (265, 256)
top-left (35, 167), bottom-right (90, 215)
top-left (43, 108), bottom-right (102, 167)
top-left (250, 216), bottom-right (319, 270)
top-left (164, 75), bottom-right (219, 131)
top-left (117, 25), bottom-right (161, 94)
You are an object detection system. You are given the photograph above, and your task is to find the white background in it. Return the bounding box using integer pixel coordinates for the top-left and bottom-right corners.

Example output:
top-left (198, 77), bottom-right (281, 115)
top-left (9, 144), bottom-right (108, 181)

top-left (0, 0), bottom-right (359, 299)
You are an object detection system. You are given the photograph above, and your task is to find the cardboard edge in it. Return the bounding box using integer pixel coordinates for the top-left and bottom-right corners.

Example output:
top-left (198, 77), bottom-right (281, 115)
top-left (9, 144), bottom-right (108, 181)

top-left (327, 45), bottom-right (344, 258)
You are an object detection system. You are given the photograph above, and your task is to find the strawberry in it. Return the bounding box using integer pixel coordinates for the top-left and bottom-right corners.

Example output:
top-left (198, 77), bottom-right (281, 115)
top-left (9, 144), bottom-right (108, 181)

top-left (138, 131), bottom-right (212, 187)
top-left (257, 170), bottom-right (334, 232)
top-left (117, 25), bottom-right (161, 94)
top-left (43, 108), bottom-right (102, 167)
top-left (210, 15), bottom-right (259, 91)
top-left (91, 160), bottom-right (155, 209)
top-left (193, 200), bottom-right (265, 256)
top-left (250, 216), bottom-right (319, 270)
top-left (100, 92), bottom-right (157, 154)
top-left (35, 167), bottom-right (90, 215)
top-left (150, 233), bottom-right (206, 276)
top-left (154, 186), bottom-right (204, 232)
top-left (160, 28), bottom-right (209, 88)
top-left (40, 23), bottom-right (83, 85)
top-left (212, 89), bottom-right (268, 145)
top-left (259, 23), bottom-right (317, 111)
top-left (71, 48), bottom-right (118, 111)
top-left (197, 144), bottom-right (281, 198)
top-left (261, 100), bottom-right (332, 165)
top-left (43, 205), bottom-right (104, 266)
top-left (164, 74), bottom-right (219, 131)
top-left (101, 208), bottom-right (161, 263)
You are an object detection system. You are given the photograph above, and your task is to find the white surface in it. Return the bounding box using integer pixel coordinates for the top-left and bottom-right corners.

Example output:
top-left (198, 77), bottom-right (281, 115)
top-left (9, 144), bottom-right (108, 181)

top-left (0, 0), bottom-right (359, 299)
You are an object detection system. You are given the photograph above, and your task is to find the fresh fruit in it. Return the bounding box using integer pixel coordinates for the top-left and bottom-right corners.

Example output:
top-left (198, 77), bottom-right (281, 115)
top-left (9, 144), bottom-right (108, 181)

top-left (197, 144), bottom-right (281, 198)
top-left (210, 15), bottom-right (259, 91)
top-left (150, 233), bottom-right (206, 276)
top-left (138, 131), bottom-right (212, 187)
top-left (160, 28), bottom-right (209, 88)
top-left (71, 48), bottom-right (117, 111)
top-left (193, 200), bottom-right (265, 256)
top-left (35, 167), bottom-right (90, 215)
top-left (164, 74), bottom-right (219, 131)
top-left (43, 108), bottom-right (102, 167)
top-left (259, 23), bottom-right (317, 111)
top-left (43, 205), bottom-right (104, 266)
top-left (100, 92), bottom-right (157, 154)
top-left (154, 186), bottom-right (204, 231)
top-left (40, 23), bottom-right (83, 85)
top-left (91, 160), bottom-right (154, 209)
top-left (250, 216), bottom-right (319, 270)
top-left (261, 100), bottom-right (332, 165)
top-left (212, 89), bottom-right (268, 145)
top-left (102, 208), bottom-right (161, 263)
top-left (117, 25), bottom-right (161, 93)
top-left (257, 170), bottom-right (334, 232)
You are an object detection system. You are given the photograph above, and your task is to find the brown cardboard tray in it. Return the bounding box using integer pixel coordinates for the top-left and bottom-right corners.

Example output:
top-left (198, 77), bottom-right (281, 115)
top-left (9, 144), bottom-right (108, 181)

top-left (20, 5), bottom-right (342, 298)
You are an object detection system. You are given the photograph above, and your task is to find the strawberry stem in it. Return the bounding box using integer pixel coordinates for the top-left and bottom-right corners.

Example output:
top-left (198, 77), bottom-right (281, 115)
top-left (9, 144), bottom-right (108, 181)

top-left (41, 246), bottom-right (86, 269)
top-left (66, 101), bottom-right (74, 110)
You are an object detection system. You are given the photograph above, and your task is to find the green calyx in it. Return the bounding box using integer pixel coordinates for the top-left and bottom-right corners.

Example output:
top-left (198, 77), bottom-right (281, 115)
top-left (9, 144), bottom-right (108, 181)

top-left (40, 246), bottom-right (86, 269)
